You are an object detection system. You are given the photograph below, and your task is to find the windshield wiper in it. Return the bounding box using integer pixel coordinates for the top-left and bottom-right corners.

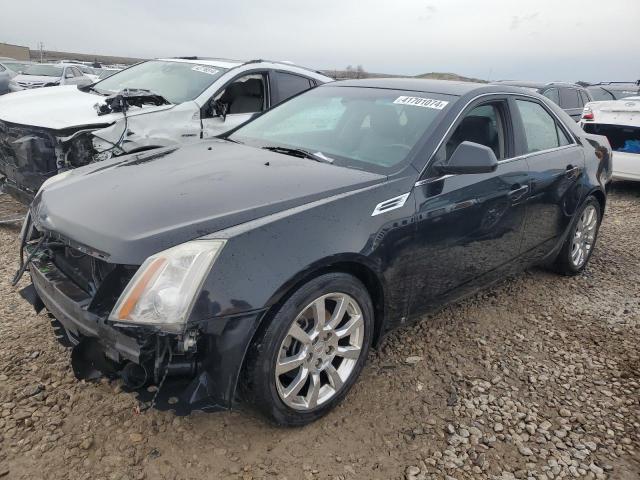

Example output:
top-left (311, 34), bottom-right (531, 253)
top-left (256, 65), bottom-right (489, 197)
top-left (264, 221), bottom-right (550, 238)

top-left (261, 146), bottom-right (334, 164)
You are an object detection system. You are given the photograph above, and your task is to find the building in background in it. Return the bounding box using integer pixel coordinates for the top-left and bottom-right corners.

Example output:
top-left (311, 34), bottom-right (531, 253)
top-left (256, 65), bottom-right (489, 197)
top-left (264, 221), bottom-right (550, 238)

top-left (0, 42), bottom-right (30, 61)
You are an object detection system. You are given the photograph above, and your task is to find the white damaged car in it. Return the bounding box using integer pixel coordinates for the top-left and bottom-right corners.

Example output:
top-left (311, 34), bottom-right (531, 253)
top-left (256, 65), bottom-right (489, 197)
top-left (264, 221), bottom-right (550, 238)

top-left (0, 57), bottom-right (332, 203)
top-left (581, 96), bottom-right (640, 182)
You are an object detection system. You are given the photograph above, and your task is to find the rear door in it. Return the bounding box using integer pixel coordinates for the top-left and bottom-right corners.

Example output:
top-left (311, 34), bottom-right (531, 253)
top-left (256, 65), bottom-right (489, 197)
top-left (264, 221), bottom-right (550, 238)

top-left (513, 97), bottom-right (584, 259)
top-left (410, 95), bottom-right (530, 312)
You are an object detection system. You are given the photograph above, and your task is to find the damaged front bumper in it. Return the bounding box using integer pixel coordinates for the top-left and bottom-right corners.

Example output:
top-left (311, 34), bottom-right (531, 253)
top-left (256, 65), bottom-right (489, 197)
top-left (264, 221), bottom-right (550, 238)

top-left (22, 250), bottom-right (266, 415)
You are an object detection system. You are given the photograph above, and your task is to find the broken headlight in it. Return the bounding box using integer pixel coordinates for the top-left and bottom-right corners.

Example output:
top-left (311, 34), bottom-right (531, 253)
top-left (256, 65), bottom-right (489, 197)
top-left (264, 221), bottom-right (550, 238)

top-left (109, 240), bottom-right (225, 332)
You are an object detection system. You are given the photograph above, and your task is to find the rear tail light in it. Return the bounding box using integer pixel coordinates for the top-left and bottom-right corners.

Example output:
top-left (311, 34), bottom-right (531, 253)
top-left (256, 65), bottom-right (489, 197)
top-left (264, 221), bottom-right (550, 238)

top-left (582, 107), bottom-right (594, 120)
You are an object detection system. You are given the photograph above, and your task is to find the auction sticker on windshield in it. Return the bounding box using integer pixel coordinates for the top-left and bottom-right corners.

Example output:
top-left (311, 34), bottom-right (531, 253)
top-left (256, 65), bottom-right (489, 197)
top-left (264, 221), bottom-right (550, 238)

top-left (192, 65), bottom-right (220, 75)
top-left (393, 96), bottom-right (449, 109)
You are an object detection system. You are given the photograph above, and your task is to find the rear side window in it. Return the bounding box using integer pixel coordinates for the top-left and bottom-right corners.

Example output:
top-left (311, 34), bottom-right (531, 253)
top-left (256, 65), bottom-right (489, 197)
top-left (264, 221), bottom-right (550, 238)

top-left (579, 90), bottom-right (590, 106)
top-left (542, 88), bottom-right (559, 105)
top-left (588, 87), bottom-right (615, 101)
top-left (516, 100), bottom-right (571, 153)
top-left (559, 88), bottom-right (581, 109)
top-left (274, 72), bottom-right (313, 104)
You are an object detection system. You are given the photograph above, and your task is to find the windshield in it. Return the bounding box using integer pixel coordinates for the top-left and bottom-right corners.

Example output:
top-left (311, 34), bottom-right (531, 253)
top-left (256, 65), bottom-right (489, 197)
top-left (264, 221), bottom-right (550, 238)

top-left (230, 86), bottom-right (455, 174)
top-left (4, 62), bottom-right (30, 73)
top-left (93, 60), bottom-right (227, 103)
top-left (98, 69), bottom-right (119, 79)
top-left (23, 65), bottom-right (63, 77)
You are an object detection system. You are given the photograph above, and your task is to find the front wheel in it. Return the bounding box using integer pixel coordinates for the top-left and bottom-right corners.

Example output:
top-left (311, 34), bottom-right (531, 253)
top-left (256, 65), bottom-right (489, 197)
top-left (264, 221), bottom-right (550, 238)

top-left (245, 273), bottom-right (373, 426)
top-left (553, 196), bottom-right (601, 275)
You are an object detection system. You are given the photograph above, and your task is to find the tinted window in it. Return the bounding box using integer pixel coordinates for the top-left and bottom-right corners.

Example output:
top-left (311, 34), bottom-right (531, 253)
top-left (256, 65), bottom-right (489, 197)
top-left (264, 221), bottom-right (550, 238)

top-left (516, 100), bottom-right (565, 153)
top-left (0, 65), bottom-right (5, 72)
top-left (542, 88), bottom-right (559, 105)
top-left (559, 88), bottom-right (581, 109)
top-left (587, 87), bottom-right (614, 102)
top-left (439, 103), bottom-right (506, 162)
top-left (275, 72), bottom-right (313, 103)
top-left (579, 90), bottom-right (590, 106)
top-left (231, 86), bottom-right (455, 174)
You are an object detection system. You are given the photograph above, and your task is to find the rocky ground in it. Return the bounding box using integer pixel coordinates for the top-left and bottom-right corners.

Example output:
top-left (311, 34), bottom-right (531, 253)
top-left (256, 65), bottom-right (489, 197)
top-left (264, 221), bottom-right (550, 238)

top-left (0, 184), bottom-right (638, 480)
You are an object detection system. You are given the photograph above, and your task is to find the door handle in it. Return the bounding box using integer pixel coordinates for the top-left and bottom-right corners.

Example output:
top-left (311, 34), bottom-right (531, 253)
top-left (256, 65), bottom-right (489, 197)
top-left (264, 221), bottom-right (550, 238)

top-left (508, 184), bottom-right (529, 197)
top-left (565, 165), bottom-right (580, 177)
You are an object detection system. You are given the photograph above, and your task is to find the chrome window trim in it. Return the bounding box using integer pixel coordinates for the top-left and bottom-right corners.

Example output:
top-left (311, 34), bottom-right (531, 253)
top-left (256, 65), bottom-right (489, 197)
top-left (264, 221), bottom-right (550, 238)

top-left (415, 91), bottom-right (579, 186)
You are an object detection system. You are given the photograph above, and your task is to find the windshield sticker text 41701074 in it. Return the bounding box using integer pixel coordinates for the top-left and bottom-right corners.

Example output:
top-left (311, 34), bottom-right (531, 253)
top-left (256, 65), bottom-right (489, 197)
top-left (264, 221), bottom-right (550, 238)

top-left (393, 96), bottom-right (449, 110)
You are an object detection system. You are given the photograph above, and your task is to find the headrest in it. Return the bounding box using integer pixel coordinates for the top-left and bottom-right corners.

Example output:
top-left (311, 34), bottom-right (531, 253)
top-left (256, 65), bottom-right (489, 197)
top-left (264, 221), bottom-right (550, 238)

top-left (244, 78), bottom-right (263, 97)
top-left (454, 116), bottom-right (495, 145)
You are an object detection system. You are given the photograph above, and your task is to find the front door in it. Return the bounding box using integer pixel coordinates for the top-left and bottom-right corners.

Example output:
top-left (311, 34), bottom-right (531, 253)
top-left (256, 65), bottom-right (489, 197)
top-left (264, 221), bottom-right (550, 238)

top-left (410, 97), bottom-right (530, 313)
top-left (201, 72), bottom-right (269, 138)
top-left (512, 98), bottom-right (585, 259)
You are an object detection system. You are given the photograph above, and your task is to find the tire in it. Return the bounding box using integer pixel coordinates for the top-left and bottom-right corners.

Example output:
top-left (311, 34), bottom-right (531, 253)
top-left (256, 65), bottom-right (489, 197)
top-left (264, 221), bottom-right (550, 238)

top-left (553, 196), bottom-right (601, 276)
top-left (245, 273), bottom-right (374, 426)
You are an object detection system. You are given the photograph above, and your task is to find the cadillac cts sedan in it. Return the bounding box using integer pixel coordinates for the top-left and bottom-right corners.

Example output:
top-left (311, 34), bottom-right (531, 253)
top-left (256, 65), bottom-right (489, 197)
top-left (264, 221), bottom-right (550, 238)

top-left (17, 79), bottom-right (610, 425)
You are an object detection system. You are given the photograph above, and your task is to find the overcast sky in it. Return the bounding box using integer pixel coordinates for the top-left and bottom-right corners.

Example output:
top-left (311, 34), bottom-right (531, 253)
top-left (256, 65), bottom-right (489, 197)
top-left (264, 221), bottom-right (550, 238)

top-left (1, 0), bottom-right (638, 82)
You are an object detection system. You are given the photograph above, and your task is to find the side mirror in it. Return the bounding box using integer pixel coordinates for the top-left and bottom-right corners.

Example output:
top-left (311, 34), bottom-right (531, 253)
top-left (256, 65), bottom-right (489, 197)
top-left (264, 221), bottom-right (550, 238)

top-left (436, 141), bottom-right (498, 175)
top-left (212, 100), bottom-right (229, 121)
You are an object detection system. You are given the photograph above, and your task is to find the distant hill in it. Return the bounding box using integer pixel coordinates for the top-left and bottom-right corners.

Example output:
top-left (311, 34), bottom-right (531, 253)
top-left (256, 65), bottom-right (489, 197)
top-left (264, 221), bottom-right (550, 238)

top-left (415, 72), bottom-right (487, 83)
top-left (323, 69), bottom-right (486, 83)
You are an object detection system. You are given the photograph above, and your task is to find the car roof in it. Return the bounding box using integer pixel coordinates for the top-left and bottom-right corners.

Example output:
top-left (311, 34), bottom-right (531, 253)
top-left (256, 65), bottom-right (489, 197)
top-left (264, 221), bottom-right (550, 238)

top-left (324, 78), bottom-right (489, 96)
top-left (158, 57), bottom-right (244, 69)
top-left (495, 80), bottom-right (583, 90)
top-left (321, 78), bottom-right (547, 97)
top-left (156, 57), bottom-right (330, 79)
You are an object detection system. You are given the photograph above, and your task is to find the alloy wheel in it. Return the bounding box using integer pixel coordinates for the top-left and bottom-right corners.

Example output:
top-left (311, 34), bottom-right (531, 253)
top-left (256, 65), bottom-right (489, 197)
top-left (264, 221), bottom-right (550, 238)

top-left (570, 204), bottom-right (598, 268)
top-left (275, 293), bottom-right (365, 411)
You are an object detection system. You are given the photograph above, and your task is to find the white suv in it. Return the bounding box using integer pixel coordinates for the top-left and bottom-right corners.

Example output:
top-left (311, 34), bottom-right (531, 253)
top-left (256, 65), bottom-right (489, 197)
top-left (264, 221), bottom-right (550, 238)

top-left (0, 57), bottom-right (332, 203)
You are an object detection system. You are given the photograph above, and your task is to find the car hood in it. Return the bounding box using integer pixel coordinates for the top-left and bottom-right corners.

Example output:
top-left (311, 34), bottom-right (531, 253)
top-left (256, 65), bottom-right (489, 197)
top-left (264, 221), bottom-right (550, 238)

top-left (32, 140), bottom-right (385, 264)
top-left (0, 85), bottom-right (174, 130)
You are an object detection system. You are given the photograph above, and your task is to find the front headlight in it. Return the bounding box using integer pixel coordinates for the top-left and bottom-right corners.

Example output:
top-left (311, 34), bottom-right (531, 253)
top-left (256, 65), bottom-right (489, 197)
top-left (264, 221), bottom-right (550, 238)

top-left (109, 240), bottom-right (225, 331)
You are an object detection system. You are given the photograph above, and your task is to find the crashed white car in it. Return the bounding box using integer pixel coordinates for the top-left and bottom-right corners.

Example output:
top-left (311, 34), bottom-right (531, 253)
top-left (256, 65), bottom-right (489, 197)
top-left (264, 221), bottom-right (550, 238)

top-left (0, 57), bottom-right (332, 203)
top-left (581, 96), bottom-right (640, 182)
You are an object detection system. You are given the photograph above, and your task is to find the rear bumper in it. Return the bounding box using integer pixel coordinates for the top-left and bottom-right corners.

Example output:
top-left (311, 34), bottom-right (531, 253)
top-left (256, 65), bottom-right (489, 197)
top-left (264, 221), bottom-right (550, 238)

top-left (25, 255), bottom-right (267, 413)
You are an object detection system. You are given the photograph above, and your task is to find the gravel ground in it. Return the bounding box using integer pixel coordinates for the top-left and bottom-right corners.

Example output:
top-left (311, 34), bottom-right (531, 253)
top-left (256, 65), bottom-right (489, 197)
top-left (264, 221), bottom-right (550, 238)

top-left (0, 184), bottom-right (638, 480)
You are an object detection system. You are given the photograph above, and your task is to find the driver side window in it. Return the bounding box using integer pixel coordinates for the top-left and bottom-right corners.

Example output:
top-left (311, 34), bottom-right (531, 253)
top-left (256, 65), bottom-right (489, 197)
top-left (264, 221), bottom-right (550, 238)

top-left (433, 102), bottom-right (507, 167)
top-left (206, 73), bottom-right (267, 118)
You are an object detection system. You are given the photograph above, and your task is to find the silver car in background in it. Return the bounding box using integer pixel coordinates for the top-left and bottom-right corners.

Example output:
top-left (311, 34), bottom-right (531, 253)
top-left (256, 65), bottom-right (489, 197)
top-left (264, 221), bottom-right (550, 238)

top-left (0, 58), bottom-right (31, 94)
top-left (9, 64), bottom-right (93, 91)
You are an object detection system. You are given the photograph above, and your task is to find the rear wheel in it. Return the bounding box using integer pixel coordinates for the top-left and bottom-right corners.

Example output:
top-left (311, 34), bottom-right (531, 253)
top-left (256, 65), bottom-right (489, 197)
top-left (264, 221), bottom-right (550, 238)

top-left (553, 196), bottom-right (601, 275)
top-left (246, 273), bottom-right (373, 426)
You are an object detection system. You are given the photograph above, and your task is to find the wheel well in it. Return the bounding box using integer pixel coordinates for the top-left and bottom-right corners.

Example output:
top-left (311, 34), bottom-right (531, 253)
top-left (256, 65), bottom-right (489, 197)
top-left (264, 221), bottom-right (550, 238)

top-left (264, 262), bottom-right (385, 345)
top-left (235, 262), bottom-right (386, 402)
top-left (589, 188), bottom-right (606, 214)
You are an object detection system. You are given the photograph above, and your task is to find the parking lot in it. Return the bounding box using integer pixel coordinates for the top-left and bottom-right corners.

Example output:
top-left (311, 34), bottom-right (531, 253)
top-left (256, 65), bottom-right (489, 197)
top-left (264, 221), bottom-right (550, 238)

top-left (0, 183), bottom-right (637, 480)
